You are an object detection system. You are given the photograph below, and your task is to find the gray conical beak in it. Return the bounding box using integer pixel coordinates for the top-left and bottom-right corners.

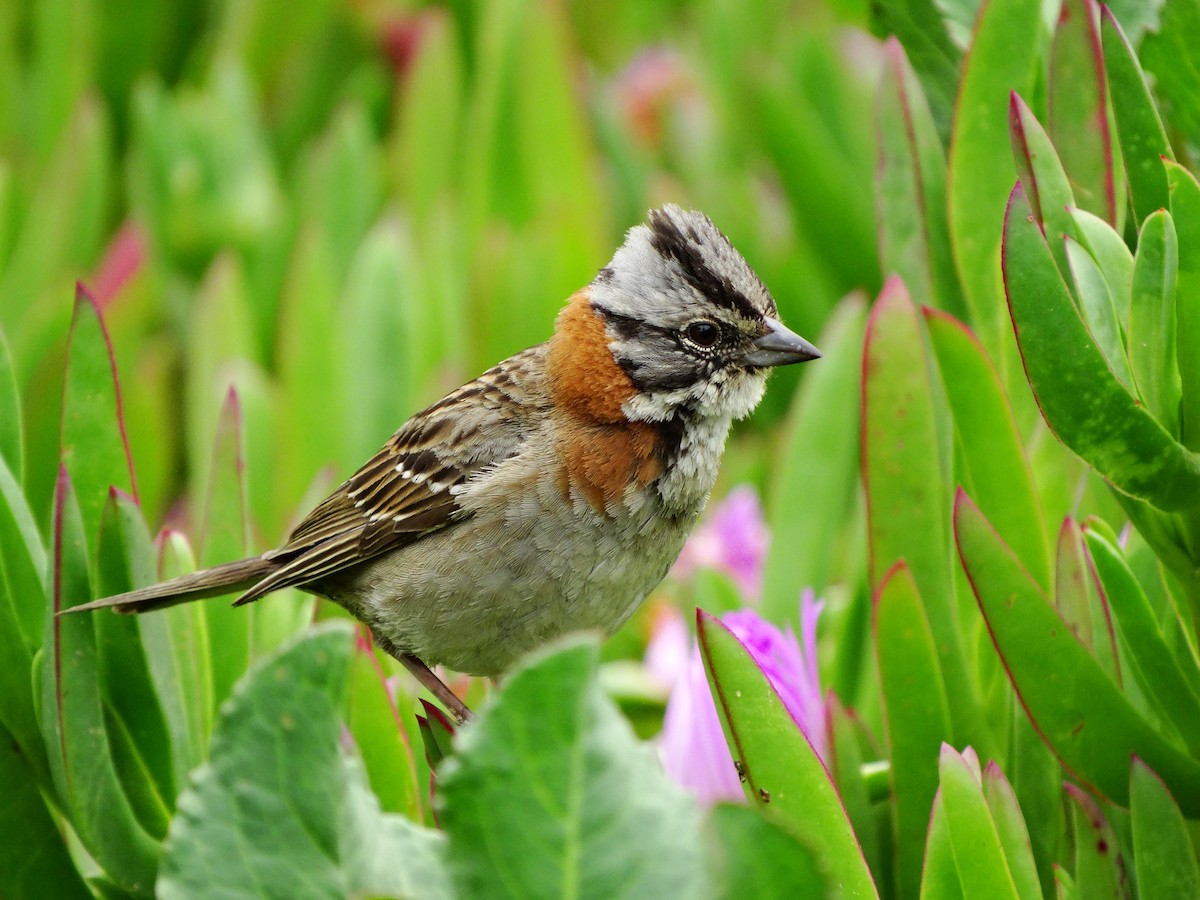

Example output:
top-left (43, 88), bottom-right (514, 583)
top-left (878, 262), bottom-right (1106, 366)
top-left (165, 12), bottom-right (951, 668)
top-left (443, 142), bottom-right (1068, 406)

top-left (740, 317), bottom-right (822, 367)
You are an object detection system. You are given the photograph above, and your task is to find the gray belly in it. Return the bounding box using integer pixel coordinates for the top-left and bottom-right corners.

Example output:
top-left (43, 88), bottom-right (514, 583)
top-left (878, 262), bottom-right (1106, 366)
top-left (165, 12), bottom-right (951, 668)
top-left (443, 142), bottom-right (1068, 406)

top-left (321, 497), bottom-right (696, 675)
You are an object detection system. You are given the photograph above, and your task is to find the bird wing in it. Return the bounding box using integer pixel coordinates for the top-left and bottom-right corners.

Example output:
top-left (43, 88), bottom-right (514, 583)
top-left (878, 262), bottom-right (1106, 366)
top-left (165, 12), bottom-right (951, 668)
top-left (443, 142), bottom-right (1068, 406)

top-left (235, 345), bottom-right (550, 604)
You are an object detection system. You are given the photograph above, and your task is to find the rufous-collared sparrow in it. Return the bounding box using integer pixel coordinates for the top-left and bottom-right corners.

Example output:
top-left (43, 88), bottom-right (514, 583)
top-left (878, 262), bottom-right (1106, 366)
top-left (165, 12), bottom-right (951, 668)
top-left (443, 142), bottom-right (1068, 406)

top-left (69, 205), bottom-right (820, 721)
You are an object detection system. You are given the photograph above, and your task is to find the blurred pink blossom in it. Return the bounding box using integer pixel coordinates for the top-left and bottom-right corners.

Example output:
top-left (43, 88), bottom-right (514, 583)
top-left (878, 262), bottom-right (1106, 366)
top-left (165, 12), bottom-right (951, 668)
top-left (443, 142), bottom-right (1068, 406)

top-left (658, 591), bottom-right (827, 806)
top-left (672, 484), bottom-right (769, 600)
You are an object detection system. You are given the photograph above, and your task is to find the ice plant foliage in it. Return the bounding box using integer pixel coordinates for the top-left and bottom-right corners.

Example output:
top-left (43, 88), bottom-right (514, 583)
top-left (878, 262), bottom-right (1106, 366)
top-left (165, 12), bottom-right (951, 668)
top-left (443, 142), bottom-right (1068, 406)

top-left (659, 592), bottom-right (826, 805)
top-left (671, 484), bottom-right (770, 600)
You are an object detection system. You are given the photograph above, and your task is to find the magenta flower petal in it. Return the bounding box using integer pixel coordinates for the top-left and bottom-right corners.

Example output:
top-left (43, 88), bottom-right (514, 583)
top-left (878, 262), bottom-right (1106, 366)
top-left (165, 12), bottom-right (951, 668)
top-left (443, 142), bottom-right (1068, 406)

top-left (658, 593), bottom-right (827, 804)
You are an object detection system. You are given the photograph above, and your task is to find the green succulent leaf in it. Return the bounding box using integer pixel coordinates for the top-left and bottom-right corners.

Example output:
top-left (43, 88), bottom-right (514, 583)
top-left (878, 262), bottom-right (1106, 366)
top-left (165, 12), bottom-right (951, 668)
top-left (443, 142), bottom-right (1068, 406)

top-left (955, 489), bottom-right (1200, 815)
top-left (1128, 209), bottom-right (1181, 435)
top-left (1002, 181), bottom-right (1200, 512)
top-left (1131, 757), bottom-right (1200, 900)
top-left (939, 745), bottom-right (1021, 900)
top-left (697, 611), bottom-right (878, 899)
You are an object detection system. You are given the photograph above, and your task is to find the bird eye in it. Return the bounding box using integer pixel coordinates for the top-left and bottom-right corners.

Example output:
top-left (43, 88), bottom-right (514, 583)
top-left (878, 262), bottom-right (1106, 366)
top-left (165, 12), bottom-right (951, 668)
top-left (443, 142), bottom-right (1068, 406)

top-left (685, 320), bottom-right (720, 348)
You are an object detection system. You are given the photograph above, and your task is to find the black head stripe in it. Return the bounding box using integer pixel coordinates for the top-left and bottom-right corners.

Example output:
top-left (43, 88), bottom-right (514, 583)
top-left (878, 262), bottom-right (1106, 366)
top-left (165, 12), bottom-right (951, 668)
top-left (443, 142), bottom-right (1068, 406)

top-left (647, 210), bottom-right (763, 322)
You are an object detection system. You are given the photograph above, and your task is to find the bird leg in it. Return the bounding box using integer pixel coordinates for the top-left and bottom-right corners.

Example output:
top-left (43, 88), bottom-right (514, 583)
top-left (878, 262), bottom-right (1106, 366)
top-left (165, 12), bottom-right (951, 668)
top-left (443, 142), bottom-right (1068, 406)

top-left (398, 653), bottom-right (473, 725)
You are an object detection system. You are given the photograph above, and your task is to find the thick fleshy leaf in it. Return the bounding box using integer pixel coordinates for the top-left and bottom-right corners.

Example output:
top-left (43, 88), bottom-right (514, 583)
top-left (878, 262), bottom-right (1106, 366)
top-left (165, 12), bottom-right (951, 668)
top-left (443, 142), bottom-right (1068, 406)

top-left (0, 454), bottom-right (48, 786)
top-left (345, 632), bottom-right (422, 820)
top-left (1130, 757), bottom-right (1200, 899)
top-left (438, 636), bottom-right (705, 899)
top-left (1009, 706), bottom-right (1066, 899)
top-left (826, 694), bottom-right (882, 880)
top-left (939, 745), bottom-right (1021, 900)
top-left (875, 562), bottom-right (951, 900)
top-left (704, 803), bottom-right (828, 899)
top-left (1100, 7), bottom-right (1173, 224)
top-left (1128, 209), bottom-right (1181, 434)
top-left (762, 295), bottom-right (865, 617)
top-left (1167, 161), bottom-right (1200, 450)
top-left (1053, 518), bottom-right (1120, 683)
top-left (920, 790), bottom-right (966, 900)
top-left (981, 762), bottom-right (1043, 900)
top-left (1002, 182), bottom-right (1200, 512)
top-left (954, 490), bottom-right (1200, 814)
top-left (42, 470), bottom-right (159, 895)
top-left (1083, 528), bottom-right (1200, 755)
top-left (0, 720), bottom-right (89, 900)
top-left (198, 386), bottom-right (252, 714)
top-left (159, 623), bottom-right (449, 900)
top-left (868, 0), bottom-right (960, 140)
top-left (94, 491), bottom-right (175, 839)
top-left (926, 307), bottom-right (1050, 589)
top-left (1064, 786), bottom-right (1127, 899)
top-left (138, 530), bottom-right (213, 785)
top-left (60, 284), bottom-right (137, 556)
top-left (1047, 0), bottom-right (1117, 225)
top-left (1009, 92), bottom-right (1077, 278)
top-left (875, 39), bottom-right (963, 316)
top-left (947, 0), bottom-right (1042, 352)
top-left (696, 611), bottom-right (878, 899)
top-left (1069, 208), bottom-right (1134, 328)
top-left (1063, 236), bottom-right (1134, 390)
top-left (863, 277), bottom-right (987, 749)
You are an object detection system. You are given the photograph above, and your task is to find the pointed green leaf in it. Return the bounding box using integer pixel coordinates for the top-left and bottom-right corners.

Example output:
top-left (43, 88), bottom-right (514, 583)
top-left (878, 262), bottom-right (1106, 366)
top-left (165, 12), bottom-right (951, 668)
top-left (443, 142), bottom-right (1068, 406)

top-left (1131, 757), bottom-right (1200, 900)
top-left (438, 635), bottom-right (705, 899)
top-left (981, 762), bottom-right (1043, 900)
top-left (1083, 528), bottom-right (1200, 756)
top-left (926, 307), bottom-right (1051, 589)
top-left (947, 0), bottom-right (1042, 353)
top-left (1064, 236), bottom-right (1134, 390)
top-left (95, 490), bottom-right (175, 839)
top-left (1064, 785), bottom-right (1127, 900)
top-left (43, 470), bottom-right (159, 895)
top-left (868, 0), bottom-right (960, 140)
top-left (1054, 518), bottom-right (1120, 683)
top-left (138, 529), bottom-right (213, 783)
top-left (939, 745), bottom-right (1021, 900)
top-left (920, 790), bottom-right (966, 900)
top-left (1167, 161), bottom-right (1200, 451)
top-left (346, 631), bottom-right (422, 820)
top-left (0, 453), bottom-right (48, 786)
top-left (954, 490), bottom-right (1200, 814)
top-left (60, 284), bottom-right (137, 557)
top-left (875, 38), bottom-right (963, 317)
top-left (1069, 208), bottom-right (1134, 328)
top-left (875, 562), bottom-right (952, 900)
top-left (763, 295), bottom-right (865, 614)
top-left (1047, 0), bottom-right (1118, 225)
top-left (198, 386), bottom-right (252, 713)
top-left (697, 611), bottom-right (878, 899)
top-left (864, 278), bottom-right (986, 750)
top-left (1100, 6), bottom-right (1173, 224)
top-left (1128, 209), bottom-right (1181, 434)
top-left (1002, 182), bottom-right (1200, 512)
top-left (1009, 92), bottom-right (1077, 279)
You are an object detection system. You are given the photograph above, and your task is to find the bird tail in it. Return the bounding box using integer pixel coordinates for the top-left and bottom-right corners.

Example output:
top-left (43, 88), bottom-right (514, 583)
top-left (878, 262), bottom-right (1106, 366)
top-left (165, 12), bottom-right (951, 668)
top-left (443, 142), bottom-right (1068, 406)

top-left (62, 556), bottom-right (277, 615)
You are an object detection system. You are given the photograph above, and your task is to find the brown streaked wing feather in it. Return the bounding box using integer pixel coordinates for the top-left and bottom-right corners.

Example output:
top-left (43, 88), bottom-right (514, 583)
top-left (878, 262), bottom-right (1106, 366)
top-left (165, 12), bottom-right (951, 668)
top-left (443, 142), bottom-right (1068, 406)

top-left (242, 345), bottom-right (550, 600)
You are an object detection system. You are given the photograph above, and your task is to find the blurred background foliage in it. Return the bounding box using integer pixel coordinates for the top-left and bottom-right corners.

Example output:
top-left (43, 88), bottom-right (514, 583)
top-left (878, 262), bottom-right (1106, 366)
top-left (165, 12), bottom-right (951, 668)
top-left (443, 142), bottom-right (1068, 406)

top-left (8, 0), bottom-right (1200, 897)
top-left (0, 0), bottom-right (879, 540)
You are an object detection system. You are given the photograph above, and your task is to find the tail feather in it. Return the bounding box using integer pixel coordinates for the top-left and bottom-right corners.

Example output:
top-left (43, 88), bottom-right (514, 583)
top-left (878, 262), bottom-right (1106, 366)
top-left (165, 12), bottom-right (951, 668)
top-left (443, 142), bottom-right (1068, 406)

top-left (63, 556), bottom-right (277, 615)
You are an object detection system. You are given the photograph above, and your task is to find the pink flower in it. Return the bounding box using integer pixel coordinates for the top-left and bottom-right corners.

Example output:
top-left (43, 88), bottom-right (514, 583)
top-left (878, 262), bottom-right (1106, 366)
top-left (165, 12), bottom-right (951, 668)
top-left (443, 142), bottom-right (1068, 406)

top-left (658, 591), bottom-right (827, 805)
top-left (672, 485), bottom-right (770, 600)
